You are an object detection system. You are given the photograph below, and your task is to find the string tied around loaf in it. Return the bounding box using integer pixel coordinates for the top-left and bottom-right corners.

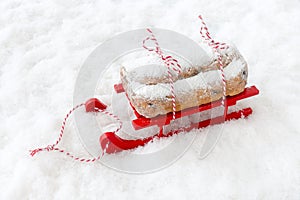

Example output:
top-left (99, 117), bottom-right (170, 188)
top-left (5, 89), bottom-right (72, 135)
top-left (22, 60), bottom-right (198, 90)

top-left (143, 28), bottom-right (182, 120)
top-left (198, 15), bottom-right (229, 117)
top-left (29, 103), bottom-right (121, 162)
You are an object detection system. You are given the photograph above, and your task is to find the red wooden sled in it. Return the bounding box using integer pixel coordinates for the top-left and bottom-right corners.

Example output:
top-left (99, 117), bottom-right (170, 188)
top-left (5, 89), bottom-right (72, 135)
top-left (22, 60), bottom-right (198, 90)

top-left (85, 84), bottom-right (259, 154)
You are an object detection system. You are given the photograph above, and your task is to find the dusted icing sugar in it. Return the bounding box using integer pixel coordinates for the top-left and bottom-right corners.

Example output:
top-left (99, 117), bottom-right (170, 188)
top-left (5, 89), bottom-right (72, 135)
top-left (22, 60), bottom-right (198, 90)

top-left (129, 70), bottom-right (221, 100)
top-left (224, 58), bottom-right (246, 79)
top-left (122, 43), bottom-right (247, 100)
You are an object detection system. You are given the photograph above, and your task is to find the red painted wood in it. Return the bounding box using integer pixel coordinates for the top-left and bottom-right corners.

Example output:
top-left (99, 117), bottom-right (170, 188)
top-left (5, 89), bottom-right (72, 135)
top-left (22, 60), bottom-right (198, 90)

top-left (102, 84), bottom-right (259, 154)
top-left (85, 98), bottom-right (107, 112)
top-left (100, 107), bottom-right (253, 154)
top-left (114, 83), bottom-right (125, 93)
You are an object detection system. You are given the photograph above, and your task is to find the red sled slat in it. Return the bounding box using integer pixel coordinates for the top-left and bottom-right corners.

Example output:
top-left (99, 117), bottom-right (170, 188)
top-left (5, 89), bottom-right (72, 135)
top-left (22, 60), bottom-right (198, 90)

top-left (132, 86), bottom-right (259, 130)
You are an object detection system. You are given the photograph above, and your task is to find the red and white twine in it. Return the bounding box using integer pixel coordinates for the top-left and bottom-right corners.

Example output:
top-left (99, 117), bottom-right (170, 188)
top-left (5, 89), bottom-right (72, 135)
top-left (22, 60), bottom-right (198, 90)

top-left (94, 107), bottom-right (123, 134)
top-left (198, 15), bottom-right (228, 116)
top-left (143, 28), bottom-right (182, 120)
top-left (29, 103), bottom-right (122, 163)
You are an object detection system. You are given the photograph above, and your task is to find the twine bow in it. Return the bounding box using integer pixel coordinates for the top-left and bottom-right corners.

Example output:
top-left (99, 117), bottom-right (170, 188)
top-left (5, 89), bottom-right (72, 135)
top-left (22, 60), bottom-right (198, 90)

top-left (143, 28), bottom-right (182, 120)
top-left (198, 15), bottom-right (228, 116)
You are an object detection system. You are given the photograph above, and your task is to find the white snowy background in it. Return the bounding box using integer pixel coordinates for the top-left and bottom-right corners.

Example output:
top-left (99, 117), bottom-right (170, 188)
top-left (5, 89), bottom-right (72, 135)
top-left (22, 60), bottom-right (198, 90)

top-left (1, 0), bottom-right (300, 199)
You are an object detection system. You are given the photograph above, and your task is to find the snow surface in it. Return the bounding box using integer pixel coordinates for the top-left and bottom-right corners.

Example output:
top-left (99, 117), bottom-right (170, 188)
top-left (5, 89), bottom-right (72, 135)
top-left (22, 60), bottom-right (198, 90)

top-left (1, 0), bottom-right (300, 199)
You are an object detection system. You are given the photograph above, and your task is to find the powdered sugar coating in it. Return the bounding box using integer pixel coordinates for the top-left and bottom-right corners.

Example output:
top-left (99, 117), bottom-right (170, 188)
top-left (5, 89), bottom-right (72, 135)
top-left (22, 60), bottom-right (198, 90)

top-left (128, 69), bottom-right (221, 100)
top-left (224, 58), bottom-right (246, 79)
top-left (122, 45), bottom-right (247, 100)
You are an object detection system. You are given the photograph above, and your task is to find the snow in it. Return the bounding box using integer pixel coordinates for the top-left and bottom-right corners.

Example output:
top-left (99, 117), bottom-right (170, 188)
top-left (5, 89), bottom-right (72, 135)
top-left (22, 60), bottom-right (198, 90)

top-left (1, 0), bottom-right (300, 199)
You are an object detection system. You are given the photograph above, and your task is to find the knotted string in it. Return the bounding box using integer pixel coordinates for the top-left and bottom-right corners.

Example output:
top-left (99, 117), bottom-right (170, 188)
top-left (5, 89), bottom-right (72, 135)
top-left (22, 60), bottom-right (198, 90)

top-left (198, 15), bottom-right (229, 117)
top-left (143, 28), bottom-right (182, 120)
